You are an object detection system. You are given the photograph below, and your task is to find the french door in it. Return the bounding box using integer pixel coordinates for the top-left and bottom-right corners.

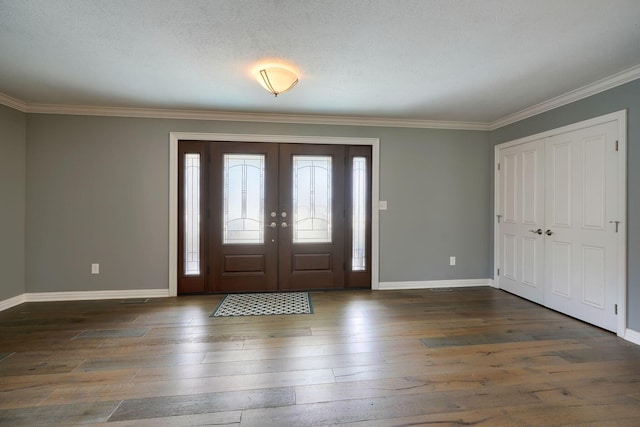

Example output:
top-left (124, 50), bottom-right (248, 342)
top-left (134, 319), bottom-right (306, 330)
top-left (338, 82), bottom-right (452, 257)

top-left (177, 141), bottom-right (371, 293)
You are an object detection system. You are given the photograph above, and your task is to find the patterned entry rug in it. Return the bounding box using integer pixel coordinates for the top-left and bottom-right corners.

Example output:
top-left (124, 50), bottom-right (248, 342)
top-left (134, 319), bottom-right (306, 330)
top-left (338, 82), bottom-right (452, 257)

top-left (211, 292), bottom-right (313, 317)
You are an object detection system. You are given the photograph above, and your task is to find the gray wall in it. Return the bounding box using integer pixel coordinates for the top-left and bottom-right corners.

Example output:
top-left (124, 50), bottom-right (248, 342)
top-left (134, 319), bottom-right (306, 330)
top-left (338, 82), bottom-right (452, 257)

top-left (24, 114), bottom-right (491, 293)
top-left (0, 105), bottom-right (26, 301)
top-left (490, 78), bottom-right (640, 331)
top-left (380, 128), bottom-right (490, 281)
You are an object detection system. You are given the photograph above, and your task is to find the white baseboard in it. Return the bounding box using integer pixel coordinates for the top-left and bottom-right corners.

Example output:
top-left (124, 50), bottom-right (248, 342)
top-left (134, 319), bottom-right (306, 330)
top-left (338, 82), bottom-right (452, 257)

top-left (25, 289), bottom-right (170, 302)
top-left (624, 328), bottom-right (640, 346)
top-left (378, 278), bottom-right (492, 290)
top-left (0, 294), bottom-right (26, 311)
top-left (0, 289), bottom-right (170, 311)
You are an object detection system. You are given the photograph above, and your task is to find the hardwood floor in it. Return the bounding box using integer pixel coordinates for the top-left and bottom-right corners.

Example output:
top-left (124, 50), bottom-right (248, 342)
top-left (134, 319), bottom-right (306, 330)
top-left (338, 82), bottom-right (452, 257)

top-left (1, 287), bottom-right (639, 426)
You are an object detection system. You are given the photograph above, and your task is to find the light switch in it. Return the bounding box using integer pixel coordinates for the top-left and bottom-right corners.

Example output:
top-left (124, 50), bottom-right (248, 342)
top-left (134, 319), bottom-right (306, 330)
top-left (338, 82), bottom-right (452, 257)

top-left (379, 201), bottom-right (388, 210)
top-left (91, 263), bottom-right (100, 274)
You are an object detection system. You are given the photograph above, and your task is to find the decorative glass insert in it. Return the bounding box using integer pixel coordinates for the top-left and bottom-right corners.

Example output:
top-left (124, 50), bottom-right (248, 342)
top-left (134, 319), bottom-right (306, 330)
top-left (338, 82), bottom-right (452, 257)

top-left (293, 155), bottom-right (332, 243)
top-left (184, 153), bottom-right (200, 275)
top-left (224, 154), bottom-right (265, 244)
top-left (352, 157), bottom-right (367, 271)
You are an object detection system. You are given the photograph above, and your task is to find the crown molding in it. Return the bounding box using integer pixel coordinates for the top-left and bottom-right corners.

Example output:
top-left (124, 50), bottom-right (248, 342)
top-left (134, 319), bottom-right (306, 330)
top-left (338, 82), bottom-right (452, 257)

top-left (1, 64), bottom-right (639, 131)
top-left (490, 64), bottom-right (640, 130)
top-left (0, 92), bottom-right (28, 112)
top-left (23, 103), bottom-right (489, 130)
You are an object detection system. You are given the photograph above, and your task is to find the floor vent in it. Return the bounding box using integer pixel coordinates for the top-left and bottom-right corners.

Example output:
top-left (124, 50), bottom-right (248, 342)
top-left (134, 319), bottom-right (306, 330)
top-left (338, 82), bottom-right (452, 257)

top-left (120, 298), bottom-right (149, 304)
top-left (430, 288), bottom-right (454, 293)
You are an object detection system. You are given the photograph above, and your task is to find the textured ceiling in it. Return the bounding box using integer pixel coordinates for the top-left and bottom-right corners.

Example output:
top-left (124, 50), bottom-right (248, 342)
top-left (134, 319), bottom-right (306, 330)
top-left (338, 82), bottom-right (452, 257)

top-left (1, 0), bottom-right (640, 124)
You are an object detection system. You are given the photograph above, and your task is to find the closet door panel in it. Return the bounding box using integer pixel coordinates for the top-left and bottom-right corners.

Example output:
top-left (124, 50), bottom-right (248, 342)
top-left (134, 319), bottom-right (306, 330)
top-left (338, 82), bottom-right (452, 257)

top-left (544, 121), bottom-right (618, 332)
top-left (497, 139), bottom-right (545, 304)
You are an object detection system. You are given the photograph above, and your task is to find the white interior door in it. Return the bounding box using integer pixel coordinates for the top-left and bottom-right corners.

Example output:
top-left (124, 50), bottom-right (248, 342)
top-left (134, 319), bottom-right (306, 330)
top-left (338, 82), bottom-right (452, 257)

top-left (544, 121), bottom-right (619, 331)
top-left (496, 113), bottom-right (624, 334)
top-left (497, 138), bottom-right (545, 304)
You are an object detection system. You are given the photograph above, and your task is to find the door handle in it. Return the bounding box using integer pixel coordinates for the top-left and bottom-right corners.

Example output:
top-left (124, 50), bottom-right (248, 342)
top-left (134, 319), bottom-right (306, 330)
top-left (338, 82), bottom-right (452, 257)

top-left (545, 229), bottom-right (554, 236)
top-left (529, 229), bottom-right (542, 235)
top-left (267, 222), bottom-right (277, 229)
top-left (281, 222), bottom-right (288, 228)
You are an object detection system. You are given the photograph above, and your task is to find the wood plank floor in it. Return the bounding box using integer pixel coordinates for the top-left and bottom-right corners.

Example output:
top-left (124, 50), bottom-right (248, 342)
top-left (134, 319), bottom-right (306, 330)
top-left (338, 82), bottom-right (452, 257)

top-left (1, 287), bottom-right (639, 426)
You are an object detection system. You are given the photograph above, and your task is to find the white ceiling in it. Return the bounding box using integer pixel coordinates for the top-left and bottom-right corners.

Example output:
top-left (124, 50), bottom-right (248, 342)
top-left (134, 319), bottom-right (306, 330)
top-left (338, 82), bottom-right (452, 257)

top-left (1, 0), bottom-right (640, 126)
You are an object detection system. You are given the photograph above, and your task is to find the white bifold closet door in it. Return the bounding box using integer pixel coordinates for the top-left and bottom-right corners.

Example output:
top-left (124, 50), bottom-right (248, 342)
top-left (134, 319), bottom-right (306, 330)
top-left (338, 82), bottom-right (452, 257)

top-left (497, 119), bottom-right (620, 332)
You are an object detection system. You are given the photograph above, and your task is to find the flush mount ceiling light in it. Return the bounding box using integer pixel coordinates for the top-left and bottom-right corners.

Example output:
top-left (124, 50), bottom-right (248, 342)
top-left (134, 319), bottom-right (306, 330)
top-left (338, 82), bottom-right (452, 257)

top-left (257, 67), bottom-right (299, 97)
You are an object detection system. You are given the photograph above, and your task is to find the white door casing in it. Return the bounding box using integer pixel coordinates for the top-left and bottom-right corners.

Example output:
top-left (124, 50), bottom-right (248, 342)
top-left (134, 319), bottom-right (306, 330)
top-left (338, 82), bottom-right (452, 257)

top-left (494, 110), bottom-right (626, 336)
top-left (168, 132), bottom-right (381, 296)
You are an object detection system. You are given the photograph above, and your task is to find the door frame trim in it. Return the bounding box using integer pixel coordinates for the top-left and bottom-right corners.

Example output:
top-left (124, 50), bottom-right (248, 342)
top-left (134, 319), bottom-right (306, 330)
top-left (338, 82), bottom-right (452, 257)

top-left (169, 132), bottom-right (380, 296)
top-left (493, 109), bottom-right (627, 338)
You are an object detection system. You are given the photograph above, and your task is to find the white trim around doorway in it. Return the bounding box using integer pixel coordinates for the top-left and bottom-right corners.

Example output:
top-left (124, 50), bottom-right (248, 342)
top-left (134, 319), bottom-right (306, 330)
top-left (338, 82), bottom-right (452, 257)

top-left (168, 132), bottom-right (381, 296)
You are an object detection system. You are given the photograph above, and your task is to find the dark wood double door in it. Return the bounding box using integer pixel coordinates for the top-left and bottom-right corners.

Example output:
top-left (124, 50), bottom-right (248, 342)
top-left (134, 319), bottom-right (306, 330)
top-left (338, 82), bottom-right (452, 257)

top-left (178, 141), bottom-right (371, 293)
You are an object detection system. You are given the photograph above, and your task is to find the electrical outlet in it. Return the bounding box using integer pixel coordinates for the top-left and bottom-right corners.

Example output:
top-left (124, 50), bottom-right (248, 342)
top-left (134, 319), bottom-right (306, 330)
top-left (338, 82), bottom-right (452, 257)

top-left (91, 263), bottom-right (100, 274)
top-left (449, 256), bottom-right (456, 266)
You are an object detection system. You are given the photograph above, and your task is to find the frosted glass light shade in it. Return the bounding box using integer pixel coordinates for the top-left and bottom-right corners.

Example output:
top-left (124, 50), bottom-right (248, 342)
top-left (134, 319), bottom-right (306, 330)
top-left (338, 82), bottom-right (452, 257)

top-left (258, 67), bottom-right (298, 96)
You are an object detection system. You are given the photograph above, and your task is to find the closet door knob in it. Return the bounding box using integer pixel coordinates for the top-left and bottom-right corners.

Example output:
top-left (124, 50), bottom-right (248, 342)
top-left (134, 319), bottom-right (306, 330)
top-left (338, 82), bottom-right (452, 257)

top-left (529, 229), bottom-right (542, 235)
top-left (545, 229), bottom-right (554, 236)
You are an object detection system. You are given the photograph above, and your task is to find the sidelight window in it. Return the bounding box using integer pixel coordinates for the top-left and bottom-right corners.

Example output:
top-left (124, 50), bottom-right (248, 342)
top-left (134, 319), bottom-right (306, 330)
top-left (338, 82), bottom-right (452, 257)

top-left (352, 157), bottom-right (367, 271)
top-left (184, 153), bottom-right (201, 275)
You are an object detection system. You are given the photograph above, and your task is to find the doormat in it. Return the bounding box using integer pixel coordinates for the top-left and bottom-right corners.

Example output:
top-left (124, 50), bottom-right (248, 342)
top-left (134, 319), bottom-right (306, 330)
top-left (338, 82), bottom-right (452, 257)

top-left (211, 292), bottom-right (313, 317)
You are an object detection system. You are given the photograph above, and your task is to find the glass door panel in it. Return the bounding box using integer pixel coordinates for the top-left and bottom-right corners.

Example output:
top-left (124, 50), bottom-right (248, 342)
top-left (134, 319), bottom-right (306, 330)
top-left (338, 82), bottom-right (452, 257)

top-left (223, 154), bottom-right (265, 244)
top-left (292, 155), bottom-right (332, 244)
